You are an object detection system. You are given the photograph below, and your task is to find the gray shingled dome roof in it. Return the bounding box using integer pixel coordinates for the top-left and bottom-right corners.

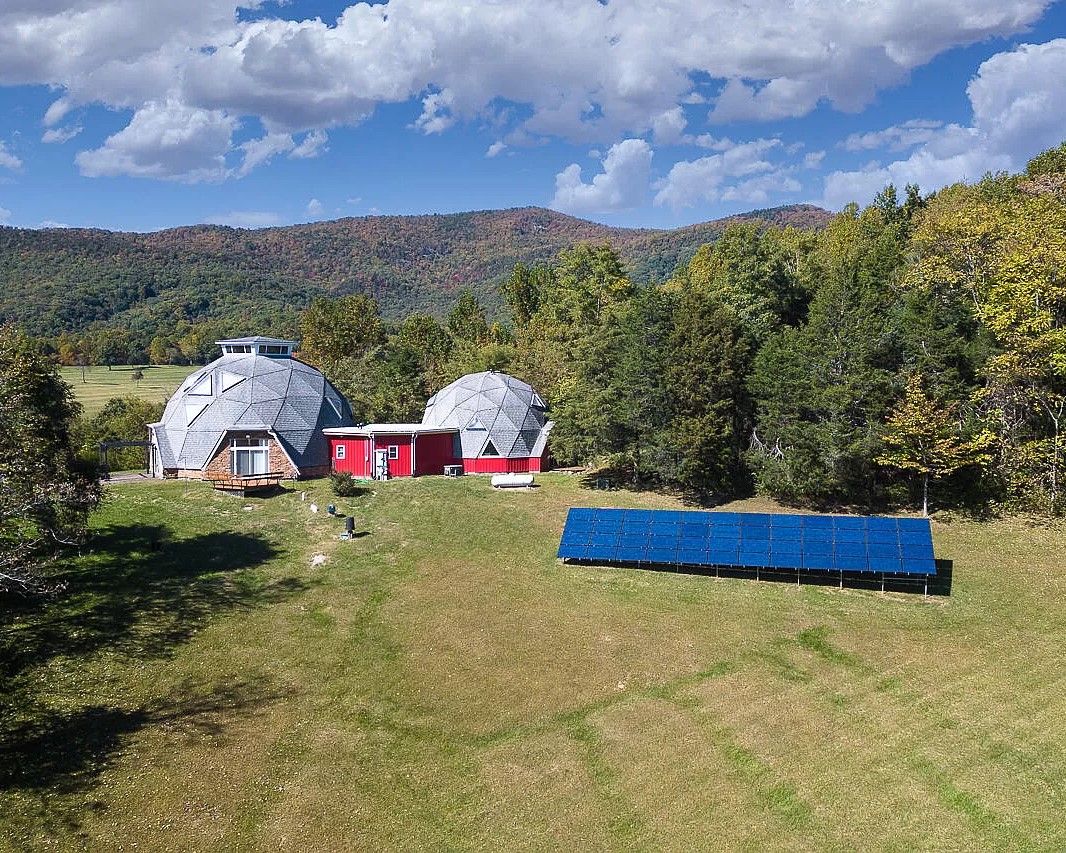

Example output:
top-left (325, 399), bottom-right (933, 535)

top-left (422, 371), bottom-right (549, 459)
top-left (152, 352), bottom-right (352, 471)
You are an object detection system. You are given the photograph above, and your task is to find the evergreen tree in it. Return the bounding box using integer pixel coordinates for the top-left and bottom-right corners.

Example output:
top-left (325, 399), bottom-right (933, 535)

top-left (663, 290), bottom-right (752, 494)
top-left (748, 204), bottom-right (904, 504)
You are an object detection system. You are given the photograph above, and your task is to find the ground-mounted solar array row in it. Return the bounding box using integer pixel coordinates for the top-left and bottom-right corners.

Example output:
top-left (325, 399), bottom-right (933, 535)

top-left (558, 508), bottom-right (936, 575)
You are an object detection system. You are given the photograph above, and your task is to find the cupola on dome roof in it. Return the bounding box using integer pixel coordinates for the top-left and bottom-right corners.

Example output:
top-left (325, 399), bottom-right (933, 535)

top-left (149, 338), bottom-right (352, 474)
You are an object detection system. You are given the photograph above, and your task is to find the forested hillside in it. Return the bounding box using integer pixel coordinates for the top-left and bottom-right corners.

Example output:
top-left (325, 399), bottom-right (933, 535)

top-left (292, 144), bottom-right (1066, 516)
top-left (0, 204), bottom-right (827, 350)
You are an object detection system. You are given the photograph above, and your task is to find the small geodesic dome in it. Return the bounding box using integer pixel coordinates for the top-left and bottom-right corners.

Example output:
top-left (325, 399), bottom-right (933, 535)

top-left (421, 371), bottom-right (551, 460)
top-left (149, 337), bottom-right (353, 477)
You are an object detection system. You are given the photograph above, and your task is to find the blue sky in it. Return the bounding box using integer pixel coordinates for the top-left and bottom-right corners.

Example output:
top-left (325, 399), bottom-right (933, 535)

top-left (0, 0), bottom-right (1064, 232)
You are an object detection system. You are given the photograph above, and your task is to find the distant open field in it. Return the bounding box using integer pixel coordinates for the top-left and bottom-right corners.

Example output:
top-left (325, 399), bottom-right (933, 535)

top-left (2, 475), bottom-right (1064, 850)
top-left (60, 364), bottom-right (197, 417)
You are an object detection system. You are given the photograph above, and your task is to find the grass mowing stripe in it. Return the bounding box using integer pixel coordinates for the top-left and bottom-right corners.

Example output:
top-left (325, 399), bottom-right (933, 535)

top-left (910, 755), bottom-right (1027, 849)
top-left (567, 718), bottom-right (651, 849)
top-left (4, 478), bottom-right (1066, 849)
top-left (711, 726), bottom-right (813, 830)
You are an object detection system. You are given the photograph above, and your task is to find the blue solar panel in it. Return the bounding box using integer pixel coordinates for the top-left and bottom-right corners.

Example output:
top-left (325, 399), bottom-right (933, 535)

top-left (804, 538), bottom-right (832, 555)
top-left (869, 556), bottom-right (903, 572)
top-left (557, 509), bottom-right (937, 578)
top-left (902, 558), bottom-right (936, 575)
top-left (835, 554), bottom-right (869, 572)
top-left (802, 552), bottom-right (834, 570)
top-left (834, 528), bottom-right (865, 543)
top-left (868, 530), bottom-right (900, 545)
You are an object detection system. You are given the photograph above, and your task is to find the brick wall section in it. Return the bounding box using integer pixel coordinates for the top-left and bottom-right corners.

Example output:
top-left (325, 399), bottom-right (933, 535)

top-left (201, 432), bottom-right (299, 479)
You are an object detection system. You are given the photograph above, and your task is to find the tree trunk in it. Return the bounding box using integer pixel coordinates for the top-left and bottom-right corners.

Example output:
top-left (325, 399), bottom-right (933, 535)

top-left (922, 473), bottom-right (929, 517)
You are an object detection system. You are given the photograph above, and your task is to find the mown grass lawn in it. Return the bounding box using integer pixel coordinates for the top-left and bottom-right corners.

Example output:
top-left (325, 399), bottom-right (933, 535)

top-left (60, 365), bottom-right (197, 417)
top-left (2, 475), bottom-right (1065, 851)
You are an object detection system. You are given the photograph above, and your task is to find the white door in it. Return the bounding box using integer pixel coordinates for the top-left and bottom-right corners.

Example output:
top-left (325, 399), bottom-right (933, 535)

top-left (374, 449), bottom-right (390, 480)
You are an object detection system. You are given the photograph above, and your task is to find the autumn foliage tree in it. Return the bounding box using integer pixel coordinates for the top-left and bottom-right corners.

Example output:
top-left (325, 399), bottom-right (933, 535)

top-left (877, 374), bottom-right (993, 515)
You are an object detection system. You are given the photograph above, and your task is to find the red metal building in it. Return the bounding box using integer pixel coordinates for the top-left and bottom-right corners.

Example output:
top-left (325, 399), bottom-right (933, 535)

top-left (324, 424), bottom-right (458, 479)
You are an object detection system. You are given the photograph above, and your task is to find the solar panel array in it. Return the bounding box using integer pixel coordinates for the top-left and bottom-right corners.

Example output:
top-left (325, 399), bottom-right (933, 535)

top-left (558, 509), bottom-right (936, 575)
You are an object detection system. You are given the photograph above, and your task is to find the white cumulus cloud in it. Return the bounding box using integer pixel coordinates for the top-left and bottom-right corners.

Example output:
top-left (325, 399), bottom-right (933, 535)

top-left (42, 125), bottom-right (83, 144)
top-left (0, 142), bottom-right (22, 171)
top-left (654, 139), bottom-right (788, 209)
top-left (822, 38), bottom-right (1066, 210)
top-left (291, 129), bottom-right (328, 159)
top-left (0, 0), bottom-right (1054, 181)
top-left (551, 138), bottom-right (653, 215)
top-left (75, 100), bottom-right (237, 182)
top-left (842, 119), bottom-right (944, 152)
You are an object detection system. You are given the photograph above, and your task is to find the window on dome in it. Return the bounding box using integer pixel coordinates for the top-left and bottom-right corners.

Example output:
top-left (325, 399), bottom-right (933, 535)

top-left (188, 374), bottom-right (212, 396)
top-left (482, 440), bottom-right (500, 457)
top-left (259, 344), bottom-right (290, 355)
top-left (231, 437), bottom-right (269, 475)
top-left (224, 344), bottom-right (252, 354)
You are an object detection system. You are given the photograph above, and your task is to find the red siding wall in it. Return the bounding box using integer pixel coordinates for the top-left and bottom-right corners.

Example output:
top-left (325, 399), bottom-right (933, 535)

top-left (331, 436), bottom-right (372, 477)
top-left (413, 432), bottom-right (459, 476)
top-left (462, 455), bottom-right (544, 474)
top-left (330, 432), bottom-right (460, 478)
top-left (383, 435), bottom-right (413, 477)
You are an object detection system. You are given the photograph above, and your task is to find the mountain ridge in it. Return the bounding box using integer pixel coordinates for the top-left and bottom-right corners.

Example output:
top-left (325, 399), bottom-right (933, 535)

top-left (0, 203), bottom-right (831, 338)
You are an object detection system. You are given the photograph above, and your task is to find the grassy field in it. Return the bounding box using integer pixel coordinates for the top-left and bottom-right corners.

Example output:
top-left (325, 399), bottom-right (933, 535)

top-left (2, 475), bottom-right (1065, 850)
top-left (60, 365), bottom-right (197, 417)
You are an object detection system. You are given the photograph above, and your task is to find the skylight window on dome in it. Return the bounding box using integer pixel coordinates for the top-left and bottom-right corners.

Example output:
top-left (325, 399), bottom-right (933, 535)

top-left (188, 374), bottom-right (213, 397)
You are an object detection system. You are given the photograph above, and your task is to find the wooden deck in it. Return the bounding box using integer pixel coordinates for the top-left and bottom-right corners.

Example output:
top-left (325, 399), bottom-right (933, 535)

top-left (204, 472), bottom-right (285, 496)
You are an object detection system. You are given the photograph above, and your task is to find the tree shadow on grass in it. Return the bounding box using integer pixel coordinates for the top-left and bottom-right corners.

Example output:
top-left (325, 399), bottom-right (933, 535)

top-left (0, 524), bottom-right (309, 809)
top-left (0, 674), bottom-right (294, 795)
top-left (578, 464), bottom-right (749, 508)
top-left (1, 524), bottom-right (302, 680)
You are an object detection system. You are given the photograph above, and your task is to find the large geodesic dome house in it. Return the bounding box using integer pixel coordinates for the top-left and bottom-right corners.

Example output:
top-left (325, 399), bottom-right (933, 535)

top-left (421, 370), bottom-right (553, 473)
top-left (148, 337), bottom-right (353, 480)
